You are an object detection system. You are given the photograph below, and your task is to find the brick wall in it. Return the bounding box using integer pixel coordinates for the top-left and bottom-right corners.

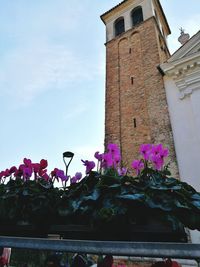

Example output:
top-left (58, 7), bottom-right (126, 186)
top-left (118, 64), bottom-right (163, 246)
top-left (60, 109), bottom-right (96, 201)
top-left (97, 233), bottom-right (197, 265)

top-left (105, 17), bottom-right (178, 177)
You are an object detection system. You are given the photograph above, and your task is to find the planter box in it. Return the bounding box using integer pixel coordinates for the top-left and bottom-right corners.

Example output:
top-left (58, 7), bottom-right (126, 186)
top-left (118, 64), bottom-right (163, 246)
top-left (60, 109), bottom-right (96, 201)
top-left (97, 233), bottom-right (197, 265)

top-left (0, 222), bottom-right (188, 242)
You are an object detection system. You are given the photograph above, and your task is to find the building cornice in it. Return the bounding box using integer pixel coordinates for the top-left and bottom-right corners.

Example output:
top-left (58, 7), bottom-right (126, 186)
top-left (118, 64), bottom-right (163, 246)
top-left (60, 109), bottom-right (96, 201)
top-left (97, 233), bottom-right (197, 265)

top-left (160, 52), bottom-right (200, 100)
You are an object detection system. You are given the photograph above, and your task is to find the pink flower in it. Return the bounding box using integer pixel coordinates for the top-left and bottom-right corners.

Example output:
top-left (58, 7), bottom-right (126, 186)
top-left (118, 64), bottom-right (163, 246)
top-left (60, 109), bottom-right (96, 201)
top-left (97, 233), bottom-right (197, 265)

top-left (40, 159), bottom-right (48, 169)
top-left (152, 144), bottom-right (163, 155)
top-left (81, 160), bottom-right (95, 174)
top-left (150, 144), bottom-right (168, 170)
top-left (23, 158), bottom-right (32, 167)
top-left (140, 144), bottom-right (152, 160)
top-left (0, 171), bottom-right (5, 179)
top-left (151, 154), bottom-right (164, 170)
top-left (51, 168), bottom-right (59, 178)
top-left (94, 151), bottom-right (103, 161)
top-left (131, 160), bottom-right (144, 175)
top-left (70, 172), bottom-right (82, 184)
top-left (113, 153), bottom-right (121, 166)
top-left (159, 147), bottom-right (169, 159)
top-left (56, 169), bottom-right (68, 182)
top-left (3, 169), bottom-right (10, 177)
top-left (9, 166), bottom-right (17, 174)
top-left (14, 168), bottom-right (23, 178)
top-left (118, 167), bottom-right (128, 176)
top-left (19, 164), bottom-right (26, 171)
top-left (107, 144), bottom-right (120, 155)
top-left (32, 163), bottom-right (40, 173)
top-left (103, 153), bottom-right (113, 168)
top-left (41, 172), bottom-right (50, 181)
top-left (23, 167), bottom-right (32, 180)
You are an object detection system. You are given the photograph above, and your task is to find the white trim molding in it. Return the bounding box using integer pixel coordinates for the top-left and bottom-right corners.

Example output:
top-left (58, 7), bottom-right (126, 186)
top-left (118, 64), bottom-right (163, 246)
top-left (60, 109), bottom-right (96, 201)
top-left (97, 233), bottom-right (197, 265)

top-left (160, 31), bottom-right (200, 100)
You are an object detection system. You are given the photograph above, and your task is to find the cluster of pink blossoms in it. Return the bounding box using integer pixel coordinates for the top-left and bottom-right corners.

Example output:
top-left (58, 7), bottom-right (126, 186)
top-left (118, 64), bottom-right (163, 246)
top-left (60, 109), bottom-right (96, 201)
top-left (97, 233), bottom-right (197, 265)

top-left (0, 158), bottom-right (69, 183)
top-left (0, 143), bottom-right (169, 185)
top-left (95, 143), bottom-right (121, 168)
top-left (93, 143), bottom-right (128, 176)
top-left (0, 157), bottom-right (83, 186)
top-left (132, 143), bottom-right (169, 175)
top-left (83, 143), bottom-right (169, 177)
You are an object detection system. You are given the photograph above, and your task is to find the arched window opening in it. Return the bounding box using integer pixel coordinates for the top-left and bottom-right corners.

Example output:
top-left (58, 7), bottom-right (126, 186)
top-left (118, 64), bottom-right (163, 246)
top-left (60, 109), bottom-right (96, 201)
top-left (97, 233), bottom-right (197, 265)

top-left (115, 17), bottom-right (125, 37)
top-left (131, 6), bottom-right (143, 27)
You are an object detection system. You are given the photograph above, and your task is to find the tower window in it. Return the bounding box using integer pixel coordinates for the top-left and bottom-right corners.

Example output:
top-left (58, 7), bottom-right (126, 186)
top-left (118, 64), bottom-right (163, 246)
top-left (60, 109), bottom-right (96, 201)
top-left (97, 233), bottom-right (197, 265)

top-left (131, 6), bottom-right (143, 27)
top-left (114, 17), bottom-right (125, 37)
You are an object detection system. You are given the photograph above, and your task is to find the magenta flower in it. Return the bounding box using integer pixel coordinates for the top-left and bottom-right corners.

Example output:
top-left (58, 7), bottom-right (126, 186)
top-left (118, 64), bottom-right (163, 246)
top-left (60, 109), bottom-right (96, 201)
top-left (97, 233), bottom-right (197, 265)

top-left (71, 172), bottom-right (82, 184)
top-left (151, 154), bottom-right (164, 170)
top-left (0, 171), bottom-right (5, 179)
top-left (151, 144), bottom-right (163, 155)
top-left (107, 143), bottom-right (120, 154)
top-left (131, 160), bottom-right (144, 175)
top-left (14, 168), bottom-right (23, 178)
top-left (19, 164), bottom-right (25, 171)
top-left (41, 171), bottom-right (50, 181)
top-left (23, 158), bottom-right (32, 167)
top-left (9, 166), bottom-right (17, 174)
top-left (75, 172), bottom-right (82, 181)
top-left (140, 144), bottom-right (152, 160)
top-left (3, 169), bottom-right (10, 177)
top-left (32, 163), bottom-right (40, 173)
top-left (40, 159), bottom-right (48, 169)
top-left (102, 153), bottom-right (113, 168)
top-left (22, 167), bottom-right (32, 180)
top-left (117, 167), bottom-right (128, 176)
top-left (81, 160), bottom-right (95, 174)
top-left (113, 153), bottom-right (121, 166)
top-left (56, 169), bottom-right (68, 182)
top-left (51, 168), bottom-right (59, 178)
top-left (159, 147), bottom-right (169, 159)
top-left (150, 144), bottom-right (168, 170)
top-left (94, 151), bottom-right (103, 161)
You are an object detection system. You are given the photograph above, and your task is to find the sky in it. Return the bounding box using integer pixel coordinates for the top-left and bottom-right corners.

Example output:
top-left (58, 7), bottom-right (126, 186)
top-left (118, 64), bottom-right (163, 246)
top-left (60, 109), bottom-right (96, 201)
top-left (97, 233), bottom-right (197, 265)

top-left (0, 0), bottom-right (200, 178)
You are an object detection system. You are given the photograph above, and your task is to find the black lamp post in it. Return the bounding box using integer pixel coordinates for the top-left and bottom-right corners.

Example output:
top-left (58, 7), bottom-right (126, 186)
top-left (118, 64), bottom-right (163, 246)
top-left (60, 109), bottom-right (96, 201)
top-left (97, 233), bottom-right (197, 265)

top-left (63, 151), bottom-right (74, 176)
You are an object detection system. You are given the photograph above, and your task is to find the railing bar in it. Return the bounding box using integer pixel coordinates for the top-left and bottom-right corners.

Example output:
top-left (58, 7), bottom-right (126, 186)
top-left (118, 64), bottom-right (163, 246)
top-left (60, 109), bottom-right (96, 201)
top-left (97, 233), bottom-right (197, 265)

top-left (0, 236), bottom-right (200, 260)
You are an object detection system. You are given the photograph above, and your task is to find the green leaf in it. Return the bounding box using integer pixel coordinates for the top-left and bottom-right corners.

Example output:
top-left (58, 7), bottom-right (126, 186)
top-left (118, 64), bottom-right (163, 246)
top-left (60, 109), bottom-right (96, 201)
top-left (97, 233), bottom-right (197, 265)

top-left (117, 193), bottom-right (144, 201)
top-left (192, 201), bottom-right (200, 209)
top-left (82, 189), bottom-right (100, 201)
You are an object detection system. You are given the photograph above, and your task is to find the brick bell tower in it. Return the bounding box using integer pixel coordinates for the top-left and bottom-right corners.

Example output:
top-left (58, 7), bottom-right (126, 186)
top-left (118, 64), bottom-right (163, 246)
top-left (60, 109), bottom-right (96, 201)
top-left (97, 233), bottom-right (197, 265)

top-left (101, 0), bottom-right (178, 175)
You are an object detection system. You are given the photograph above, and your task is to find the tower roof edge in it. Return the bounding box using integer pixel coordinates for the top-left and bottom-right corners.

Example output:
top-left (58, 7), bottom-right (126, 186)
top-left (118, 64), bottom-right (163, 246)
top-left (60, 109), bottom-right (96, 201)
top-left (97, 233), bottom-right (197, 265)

top-left (100, 0), bottom-right (171, 34)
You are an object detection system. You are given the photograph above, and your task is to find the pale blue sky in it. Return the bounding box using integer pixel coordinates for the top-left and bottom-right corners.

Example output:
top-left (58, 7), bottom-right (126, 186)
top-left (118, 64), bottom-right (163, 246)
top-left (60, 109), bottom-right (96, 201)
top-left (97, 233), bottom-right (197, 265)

top-left (0, 0), bottom-right (200, 177)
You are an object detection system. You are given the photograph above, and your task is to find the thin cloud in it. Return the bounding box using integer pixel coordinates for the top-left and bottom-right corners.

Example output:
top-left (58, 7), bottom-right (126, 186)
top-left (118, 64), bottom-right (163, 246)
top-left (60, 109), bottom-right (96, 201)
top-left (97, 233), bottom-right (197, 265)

top-left (0, 0), bottom-right (102, 108)
top-left (63, 106), bottom-right (87, 121)
top-left (0, 41), bottom-right (101, 108)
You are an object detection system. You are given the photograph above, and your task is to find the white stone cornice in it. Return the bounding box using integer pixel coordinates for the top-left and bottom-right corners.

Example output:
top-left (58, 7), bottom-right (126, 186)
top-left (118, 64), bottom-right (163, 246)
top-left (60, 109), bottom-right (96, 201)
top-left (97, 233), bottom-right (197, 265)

top-left (160, 52), bottom-right (200, 76)
top-left (174, 68), bottom-right (200, 99)
top-left (161, 55), bottom-right (200, 100)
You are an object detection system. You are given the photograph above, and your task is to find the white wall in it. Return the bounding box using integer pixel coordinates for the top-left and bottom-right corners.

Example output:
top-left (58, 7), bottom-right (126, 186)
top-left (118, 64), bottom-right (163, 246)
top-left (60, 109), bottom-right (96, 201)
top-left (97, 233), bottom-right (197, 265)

top-left (164, 77), bottom-right (200, 191)
top-left (164, 76), bottom-right (200, 243)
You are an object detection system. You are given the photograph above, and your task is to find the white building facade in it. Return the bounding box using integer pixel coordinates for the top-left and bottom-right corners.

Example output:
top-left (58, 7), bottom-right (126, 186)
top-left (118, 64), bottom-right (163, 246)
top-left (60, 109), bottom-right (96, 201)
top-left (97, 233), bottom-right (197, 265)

top-left (161, 31), bottom-right (200, 243)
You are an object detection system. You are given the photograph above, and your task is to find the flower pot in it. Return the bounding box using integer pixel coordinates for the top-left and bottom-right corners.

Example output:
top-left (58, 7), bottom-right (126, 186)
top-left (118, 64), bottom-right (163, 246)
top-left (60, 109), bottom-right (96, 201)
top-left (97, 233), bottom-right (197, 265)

top-left (0, 220), bottom-right (187, 242)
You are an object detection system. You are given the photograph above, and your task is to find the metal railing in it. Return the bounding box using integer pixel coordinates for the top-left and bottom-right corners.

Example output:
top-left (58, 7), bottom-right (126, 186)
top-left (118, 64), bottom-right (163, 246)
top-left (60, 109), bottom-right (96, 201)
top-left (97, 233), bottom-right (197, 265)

top-left (0, 236), bottom-right (200, 266)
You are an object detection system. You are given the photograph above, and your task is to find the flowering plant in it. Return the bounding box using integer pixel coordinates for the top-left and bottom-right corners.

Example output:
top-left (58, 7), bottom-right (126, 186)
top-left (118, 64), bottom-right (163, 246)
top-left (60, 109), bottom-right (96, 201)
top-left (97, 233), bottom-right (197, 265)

top-left (0, 143), bottom-right (200, 240)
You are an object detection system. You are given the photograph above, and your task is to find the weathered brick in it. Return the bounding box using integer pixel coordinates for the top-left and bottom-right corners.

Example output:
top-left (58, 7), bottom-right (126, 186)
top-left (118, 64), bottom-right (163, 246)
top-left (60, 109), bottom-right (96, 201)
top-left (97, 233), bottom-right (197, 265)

top-left (104, 17), bottom-right (178, 177)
